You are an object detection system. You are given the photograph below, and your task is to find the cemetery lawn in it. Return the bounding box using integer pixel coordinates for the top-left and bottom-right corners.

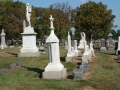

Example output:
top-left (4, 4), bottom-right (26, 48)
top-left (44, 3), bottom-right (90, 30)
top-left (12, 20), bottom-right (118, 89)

top-left (0, 46), bottom-right (120, 90)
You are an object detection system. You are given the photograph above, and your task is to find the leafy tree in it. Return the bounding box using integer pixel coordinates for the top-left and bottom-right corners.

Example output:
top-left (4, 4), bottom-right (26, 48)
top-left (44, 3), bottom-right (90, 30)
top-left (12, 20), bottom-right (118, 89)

top-left (34, 2), bottom-right (73, 42)
top-left (0, 1), bottom-right (36, 39)
top-left (73, 1), bottom-right (116, 42)
top-left (111, 29), bottom-right (117, 39)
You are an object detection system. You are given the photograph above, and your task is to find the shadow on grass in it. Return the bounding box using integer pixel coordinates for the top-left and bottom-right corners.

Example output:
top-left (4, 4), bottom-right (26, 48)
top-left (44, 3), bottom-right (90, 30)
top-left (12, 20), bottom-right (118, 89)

top-left (22, 66), bottom-right (44, 78)
top-left (67, 75), bottom-right (73, 79)
top-left (60, 57), bottom-right (65, 62)
top-left (104, 52), bottom-right (116, 56)
top-left (6, 52), bottom-right (18, 57)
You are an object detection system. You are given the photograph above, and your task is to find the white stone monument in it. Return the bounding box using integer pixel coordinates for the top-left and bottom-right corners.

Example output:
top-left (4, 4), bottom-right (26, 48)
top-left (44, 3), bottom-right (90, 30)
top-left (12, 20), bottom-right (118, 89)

top-left (0, 29), bottom-right (7, 48)
top-left (74, 40), bottom-right (79, 57)
top-left (18, 3), bottom-right (40, 57)
top-left (90, 42), bottom-right (95, 57)
top-left (82, 41), bottom-right (89, 63)
top-left (117, 37), bottom-right (120, 51)
top-left (78, 32), bottom-right (84, 50)
top-left (65, 31), bottom-right (74, 62)
top-left (42, 15), bottom-right (67, 79)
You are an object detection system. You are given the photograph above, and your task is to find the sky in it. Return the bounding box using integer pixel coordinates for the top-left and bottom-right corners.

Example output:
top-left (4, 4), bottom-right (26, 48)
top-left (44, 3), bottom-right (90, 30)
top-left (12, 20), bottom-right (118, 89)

top-left (14, 0), bottom-right (120, 31)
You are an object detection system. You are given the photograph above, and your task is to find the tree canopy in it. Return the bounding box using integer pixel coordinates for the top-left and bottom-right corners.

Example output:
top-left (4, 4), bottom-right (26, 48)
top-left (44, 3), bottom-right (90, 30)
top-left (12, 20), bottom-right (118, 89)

top-left (73, 1), bottom-right (116, 42)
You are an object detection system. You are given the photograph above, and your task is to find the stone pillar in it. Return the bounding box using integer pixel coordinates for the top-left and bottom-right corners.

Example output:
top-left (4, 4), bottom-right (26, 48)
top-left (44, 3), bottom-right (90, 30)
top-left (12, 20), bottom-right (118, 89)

top-left (0, 29), bottom-right (7, 48)
top-left (74, 40), bottom-right (79, 57)
top-left (65, 31), bottom-right (74, 62)
top-left (82, 41), bottom-right (89, 63)
top-left (43, 15), bottom-right (67, 79)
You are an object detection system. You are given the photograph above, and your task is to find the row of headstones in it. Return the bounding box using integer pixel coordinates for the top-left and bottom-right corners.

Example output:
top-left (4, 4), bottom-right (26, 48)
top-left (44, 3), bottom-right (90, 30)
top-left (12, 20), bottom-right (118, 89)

top-left (65, 32), bottom-right (95, 79)
top-left (0, 61), bottom-right (22, 74)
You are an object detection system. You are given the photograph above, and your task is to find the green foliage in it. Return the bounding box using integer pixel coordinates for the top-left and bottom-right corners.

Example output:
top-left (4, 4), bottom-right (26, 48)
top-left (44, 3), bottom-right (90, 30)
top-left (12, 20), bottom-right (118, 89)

top-left (34, 2), bottom-right (72, 40)
top-left (111, 29), bottom-right (117, 39)
top-left (73, 1), bottom-right (116, 41)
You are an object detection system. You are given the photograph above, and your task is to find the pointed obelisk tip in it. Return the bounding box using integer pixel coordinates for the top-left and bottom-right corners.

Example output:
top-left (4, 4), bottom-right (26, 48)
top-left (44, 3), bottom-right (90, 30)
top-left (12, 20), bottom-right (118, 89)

top-left (50, 15), bottom-right (52, 18)
top-left (68, 31), bottom-right (70, 35)
top-left (2, 29), bottom-right (4, 33)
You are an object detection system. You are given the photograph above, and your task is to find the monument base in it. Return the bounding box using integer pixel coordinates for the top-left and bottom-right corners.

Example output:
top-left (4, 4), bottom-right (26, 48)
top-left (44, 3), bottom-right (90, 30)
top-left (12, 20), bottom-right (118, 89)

top-left (100, 47), bottom-right (107, 52)
top-left (42, 68), bottom-right (67, 79)
top-left (82, 55), bottom-right (89, 63)
top-left (107, 47), bottom-right (114, 51)
top-left (65, 57), bottom-right (74, 62)
top-left (18, 51), bottom-right (41, 57)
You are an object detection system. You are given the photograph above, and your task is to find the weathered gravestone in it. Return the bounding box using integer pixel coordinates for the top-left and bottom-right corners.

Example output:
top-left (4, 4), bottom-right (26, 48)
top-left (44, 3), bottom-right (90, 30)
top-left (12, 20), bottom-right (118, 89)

top-left (0, 68), bottom-right (7, 74)
top-left (100, 39), bottom-right (107, 52)
top-left (107, 33), bottom-right (115, 50)
top-left (9, 63), bottom-right (16, 69)
top-left (73, 65), bottom-right (83, 80)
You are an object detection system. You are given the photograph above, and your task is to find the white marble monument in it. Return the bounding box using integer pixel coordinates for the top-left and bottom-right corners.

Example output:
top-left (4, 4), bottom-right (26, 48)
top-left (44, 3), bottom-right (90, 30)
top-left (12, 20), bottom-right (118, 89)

top-left (18, 3), bottom-right (40, 57)
top-left (117, 37), bottom-right (120, 51)
top-left (42, 15), bottom-right (67, 79)
top-left (82, 41), bottom-right (89, 63)
top-left (0, 29), bottom-right (7, 48)
top-left (78, 32), bottom-right (85, 50)
top-left (90, 42), bottom-right (95, 57)
top-left (65, 31), bottom-right (74, 62)
top-left (74, 40), bottom-right (79, 57)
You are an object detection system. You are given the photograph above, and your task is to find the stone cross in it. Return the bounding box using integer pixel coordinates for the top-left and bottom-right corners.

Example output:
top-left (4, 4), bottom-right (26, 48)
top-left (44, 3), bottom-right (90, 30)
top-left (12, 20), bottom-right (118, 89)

top-left (49, 15), bottom-right (54, 29)
top-left (67, 31), bottom-right (72, 54)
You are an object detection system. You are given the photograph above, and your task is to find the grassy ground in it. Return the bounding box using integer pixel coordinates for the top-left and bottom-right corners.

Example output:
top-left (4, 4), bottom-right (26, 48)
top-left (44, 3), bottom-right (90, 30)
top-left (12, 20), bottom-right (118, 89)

top-left (0, 46), bottom-right (120, 90)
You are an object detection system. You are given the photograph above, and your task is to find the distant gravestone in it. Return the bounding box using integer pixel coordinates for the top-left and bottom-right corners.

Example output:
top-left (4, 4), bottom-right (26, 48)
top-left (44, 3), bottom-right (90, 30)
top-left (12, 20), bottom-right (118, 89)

top-left (107, 33), bottom-right (115, 50)
top-left (0, 68), bottom-right (7, 74)
top-left (100, 39), bottom-right (107, 52)
top-left (82, 41), bottom-right (89, 63)
top-left (16, 61), bottom-right (22, 67)
top-left (74, 40), bottom-right (79, 57)
top-left (73, 65), bottom-right (83, 80)
top-left (0, 29), bottom-right (7, 48)
top-left (66, 31), bottom-right (74, 62)
top-left (39, 46), bottom-right (45, 51)
top-left (9, 63), bottom-right (16, 69)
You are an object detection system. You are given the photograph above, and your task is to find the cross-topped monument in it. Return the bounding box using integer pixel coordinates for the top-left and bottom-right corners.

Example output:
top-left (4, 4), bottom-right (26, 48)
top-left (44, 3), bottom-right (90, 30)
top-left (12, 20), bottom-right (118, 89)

top-left (43, 15), bottom-right (67, 79)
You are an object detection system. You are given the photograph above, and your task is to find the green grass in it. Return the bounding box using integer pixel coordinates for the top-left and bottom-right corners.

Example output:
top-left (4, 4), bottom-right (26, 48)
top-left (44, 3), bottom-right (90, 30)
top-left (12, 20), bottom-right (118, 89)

top-left (0, 46), bottom-right (120, 90)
